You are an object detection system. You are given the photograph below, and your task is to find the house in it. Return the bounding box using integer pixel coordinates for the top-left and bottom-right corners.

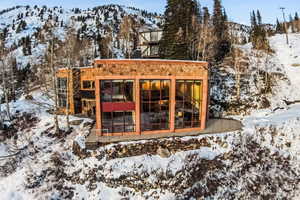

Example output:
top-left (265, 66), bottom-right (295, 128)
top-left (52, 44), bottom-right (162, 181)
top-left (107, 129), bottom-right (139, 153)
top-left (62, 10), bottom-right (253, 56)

top-left (138, 29), bottom-right (163, 58)
top-left (56, 59), bottom-right (209, 136)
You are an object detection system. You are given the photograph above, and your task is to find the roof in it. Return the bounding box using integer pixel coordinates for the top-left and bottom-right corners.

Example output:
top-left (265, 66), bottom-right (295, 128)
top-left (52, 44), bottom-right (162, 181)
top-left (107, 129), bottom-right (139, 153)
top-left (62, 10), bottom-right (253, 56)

top-left (93, 59), bottom-right (208, 65)
top-left (57, 59), bottom-right (209, 71)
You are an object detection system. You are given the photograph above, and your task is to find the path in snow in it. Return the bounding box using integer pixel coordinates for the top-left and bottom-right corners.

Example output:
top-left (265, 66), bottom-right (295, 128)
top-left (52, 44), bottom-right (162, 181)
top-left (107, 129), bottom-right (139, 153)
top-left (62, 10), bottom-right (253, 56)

top-left (270, 34), bottom-right (300, 100)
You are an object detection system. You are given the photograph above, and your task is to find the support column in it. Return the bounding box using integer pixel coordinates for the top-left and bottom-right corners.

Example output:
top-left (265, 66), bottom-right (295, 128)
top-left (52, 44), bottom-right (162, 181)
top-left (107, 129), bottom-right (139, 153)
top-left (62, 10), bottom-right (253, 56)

top-left (170, 77), bottom-right (176, 132)
top-left (201, 77), bottom-right (208, 130)
top-left (135, 78), bottom-right (141, 135)
top-left (95, 79), bottom-right (102, 136)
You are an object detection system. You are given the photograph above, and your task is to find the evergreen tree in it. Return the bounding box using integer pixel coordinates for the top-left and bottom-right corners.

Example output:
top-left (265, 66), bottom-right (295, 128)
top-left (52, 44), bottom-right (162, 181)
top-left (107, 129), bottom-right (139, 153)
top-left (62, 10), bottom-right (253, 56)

top-left (276, 18), bottom-right (284, 33)
top-left (159, 0), bottom-right (200, 60)
top-left (295, 12), bottom-right (299, 21)
top-left (212, 0), bottom-right (230, 62)
top-left (295, 12), bottom-right (299, 32)
top-left (250, 11), bottom-right (257, 27)
top-left (250, 10), bottom-right (269, 50)
top-left (257, 10), bottom-right (262, 25)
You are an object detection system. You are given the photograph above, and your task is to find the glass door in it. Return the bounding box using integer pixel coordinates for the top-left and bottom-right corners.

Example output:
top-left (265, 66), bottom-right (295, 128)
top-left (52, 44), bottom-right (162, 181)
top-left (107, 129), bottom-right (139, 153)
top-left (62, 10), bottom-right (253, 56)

top-left (140, 80), bottom-right (170, 131)
top-left (100, 80), bottom-right (135, 134)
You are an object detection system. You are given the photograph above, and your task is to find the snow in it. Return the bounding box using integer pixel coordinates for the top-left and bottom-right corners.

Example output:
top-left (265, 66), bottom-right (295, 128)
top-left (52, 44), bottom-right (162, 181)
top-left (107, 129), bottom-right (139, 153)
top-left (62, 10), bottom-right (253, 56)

top-left (269, 33), bottom-right (300, 101)
top-left (1, 7), bottom-right (300, 198)
top-left (0, 144), bottom-right (8, 157)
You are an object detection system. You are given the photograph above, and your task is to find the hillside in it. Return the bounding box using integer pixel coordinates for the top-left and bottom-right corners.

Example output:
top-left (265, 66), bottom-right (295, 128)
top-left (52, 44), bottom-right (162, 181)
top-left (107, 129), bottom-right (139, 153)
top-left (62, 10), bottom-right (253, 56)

top-left (0, 30), bottom-right (299, 199)
top-left (0, 5), bottom-right (161, 69)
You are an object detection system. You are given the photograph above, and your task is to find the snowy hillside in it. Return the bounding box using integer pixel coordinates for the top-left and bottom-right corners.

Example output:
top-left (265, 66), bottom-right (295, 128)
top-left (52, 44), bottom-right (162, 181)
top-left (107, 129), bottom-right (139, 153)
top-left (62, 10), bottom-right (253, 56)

top-left (0, 31), bottom-right (299, 199)
top-left (0, 5), bottom-right (161, 69)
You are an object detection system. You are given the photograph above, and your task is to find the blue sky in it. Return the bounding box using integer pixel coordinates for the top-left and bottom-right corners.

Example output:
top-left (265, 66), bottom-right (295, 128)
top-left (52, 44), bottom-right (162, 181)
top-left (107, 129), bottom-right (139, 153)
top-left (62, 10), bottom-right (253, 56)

top-left (0, 0), bottom-right (299, 25)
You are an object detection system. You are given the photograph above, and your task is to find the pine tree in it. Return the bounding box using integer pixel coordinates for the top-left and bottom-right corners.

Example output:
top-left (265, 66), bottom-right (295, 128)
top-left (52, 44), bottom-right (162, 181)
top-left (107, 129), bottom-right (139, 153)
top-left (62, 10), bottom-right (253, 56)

top-left (257, 10), bottom-right (262, 25)
top-left (159, 0), bottom-right (200, 60)
top-left (250, 10), bottom-right (269, 50)
top-left (276, 18), bottom-right (284, 33)
top-left (212, 0), bottom-right (231, 62)
top-left (295, 12), bottom-right (299, 21)
top-left (295, 12), bottom-right (300, 32)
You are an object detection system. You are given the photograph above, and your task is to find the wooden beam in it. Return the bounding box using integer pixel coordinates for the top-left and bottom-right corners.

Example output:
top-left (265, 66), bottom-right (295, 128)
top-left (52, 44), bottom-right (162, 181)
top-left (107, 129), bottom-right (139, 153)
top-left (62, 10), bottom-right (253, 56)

top-left (95, 79), bottom-right (102, 136)
top-left (170, 77), bottom-right (176, 132)
top-left (135, 78), bottom-right (141, 135)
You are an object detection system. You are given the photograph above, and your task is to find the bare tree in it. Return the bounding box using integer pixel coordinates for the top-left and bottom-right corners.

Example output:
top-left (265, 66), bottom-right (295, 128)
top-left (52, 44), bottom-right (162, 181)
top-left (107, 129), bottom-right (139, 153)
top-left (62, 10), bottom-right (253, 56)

top-left (0, 42), bottom-right (12, 121)
top-left (63, 29), bottom-right (78, 131)
top-left (119, 15), bottom-right (136, 59)
top-left (50, 40), bottom-right (60, 134)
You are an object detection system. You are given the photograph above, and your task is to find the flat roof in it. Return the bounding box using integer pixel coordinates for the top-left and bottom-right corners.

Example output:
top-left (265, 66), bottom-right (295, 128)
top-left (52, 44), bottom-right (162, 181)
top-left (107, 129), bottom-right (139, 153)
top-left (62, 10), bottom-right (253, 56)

top-left (94, 59), bottom-right (208, 65)
top-left (57, 59), bottom-right (209, 71)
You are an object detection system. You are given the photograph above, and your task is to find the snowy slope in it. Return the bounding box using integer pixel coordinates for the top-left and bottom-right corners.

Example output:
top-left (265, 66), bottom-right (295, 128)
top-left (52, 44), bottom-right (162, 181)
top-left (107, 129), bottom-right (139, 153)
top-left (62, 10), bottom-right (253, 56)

top-left (269, 34), bottom-right (300, 101)
top-left (0, 24), bottom-right (300, 200)
top-left (0, 5), bottom-right (161, 69)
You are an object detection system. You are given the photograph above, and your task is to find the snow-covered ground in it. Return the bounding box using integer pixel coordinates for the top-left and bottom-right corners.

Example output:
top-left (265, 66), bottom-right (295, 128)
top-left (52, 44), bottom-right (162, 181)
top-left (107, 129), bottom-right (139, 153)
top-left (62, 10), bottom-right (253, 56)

top-left (0, 34), bottom-right (300, 199)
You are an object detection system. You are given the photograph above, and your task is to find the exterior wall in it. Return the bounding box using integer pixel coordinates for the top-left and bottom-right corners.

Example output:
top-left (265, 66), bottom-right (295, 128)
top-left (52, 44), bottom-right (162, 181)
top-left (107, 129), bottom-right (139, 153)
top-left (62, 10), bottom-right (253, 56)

top-left (95, 75), bottom-right (209, 136)
top-left (93, 59), bottom-right (208, 76)
top-left (57, 59), bottom-right (209, 137)
top-left (56, 69), bottom-right (76, 115)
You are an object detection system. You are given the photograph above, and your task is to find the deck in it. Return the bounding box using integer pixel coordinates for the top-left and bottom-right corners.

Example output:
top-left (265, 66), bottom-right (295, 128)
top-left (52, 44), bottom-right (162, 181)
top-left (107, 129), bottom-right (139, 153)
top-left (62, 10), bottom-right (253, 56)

top-left (85, 118), bottom-right (243, 149)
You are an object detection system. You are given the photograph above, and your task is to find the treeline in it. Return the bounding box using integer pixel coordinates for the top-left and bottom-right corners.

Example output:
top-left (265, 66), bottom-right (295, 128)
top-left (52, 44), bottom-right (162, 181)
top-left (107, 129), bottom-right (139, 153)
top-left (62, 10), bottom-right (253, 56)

top-left (276, 12), bottom-right (300, 33)
top-left (159, 0), bottom-right (232, 63)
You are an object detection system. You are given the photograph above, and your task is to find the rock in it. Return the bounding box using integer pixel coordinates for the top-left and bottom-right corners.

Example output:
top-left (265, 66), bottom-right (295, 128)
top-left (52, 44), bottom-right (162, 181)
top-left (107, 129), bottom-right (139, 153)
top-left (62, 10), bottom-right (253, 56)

top-left (156, 146), bottom-right (171, 158)
top-left (73, 141), bottom-right (90, 158)
top-left (82, 121), bottom-right (92, 128)
top-left (70, 120), bottom-right (83, 126)
top-left (25, 95), bottom-right (34, 100)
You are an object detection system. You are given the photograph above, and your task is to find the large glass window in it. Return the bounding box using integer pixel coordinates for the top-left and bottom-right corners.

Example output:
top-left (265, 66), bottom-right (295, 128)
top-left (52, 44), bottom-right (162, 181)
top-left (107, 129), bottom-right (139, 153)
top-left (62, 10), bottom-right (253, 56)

top-left (100, 80), bottom-right (135, 134)
top-left (57, 78), bottom-right (67, 108)
top-left (140, 80), bottom-right (170, 131)
top-left (175, 80), bottom-right (202, 129)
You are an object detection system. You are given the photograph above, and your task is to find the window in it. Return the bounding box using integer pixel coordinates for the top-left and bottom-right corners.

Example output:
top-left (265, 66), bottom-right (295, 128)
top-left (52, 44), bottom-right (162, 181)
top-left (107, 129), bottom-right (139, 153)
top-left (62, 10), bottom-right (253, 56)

top-left (175, 80), bottom-right (202, 129)
top-left (57, 78), bottom-right (67, 108)
top-left (140, 80), bottom-right (170, 131)
top-left (82, 80), bottom-right (95, 90)
top-left (101, 80), bottom-right (134, 102)
top-left (100, 80), bottom-right (135, 133)
top-left (150, 46), bottom-right (159, 56)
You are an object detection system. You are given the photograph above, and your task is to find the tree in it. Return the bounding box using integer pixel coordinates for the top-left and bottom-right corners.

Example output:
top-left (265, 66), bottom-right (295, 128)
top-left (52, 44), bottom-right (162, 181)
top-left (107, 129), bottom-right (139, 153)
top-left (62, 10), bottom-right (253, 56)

top-left (276, 18), bottom-right (284, 34)
top-left (49, 40), bottom-right (60, 135)
top-left (0, 39), bottom-right (16, 122)
top-left (119, 15), bottom-right (137, 59)
top-left (212, 0), bottom-right (231, 62)
top-left (289, 14), bottom-right (295, 33)
top-left (61, 30), bottom-right (78, 131)
top-left (295, 12), bottom-right (300, 32)
top-left (197, 6), bottom-right (210, 61)
top-left (159, 0), bottom-right (200, 60)
top-left (256, 10), bottom-right (262, 25)
top-left (250, 10), bottom-right (269, 50)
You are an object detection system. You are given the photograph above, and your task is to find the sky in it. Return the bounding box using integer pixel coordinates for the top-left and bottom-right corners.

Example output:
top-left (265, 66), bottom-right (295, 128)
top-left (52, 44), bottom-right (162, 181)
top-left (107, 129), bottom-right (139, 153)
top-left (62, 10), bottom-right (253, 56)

top-left (0, 0), bottom-right (299, 25)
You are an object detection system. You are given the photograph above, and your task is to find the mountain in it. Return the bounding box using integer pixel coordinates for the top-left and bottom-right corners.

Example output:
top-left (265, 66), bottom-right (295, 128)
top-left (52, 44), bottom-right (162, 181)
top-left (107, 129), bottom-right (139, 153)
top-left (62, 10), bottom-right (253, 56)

top-left (0, 32), bottom-right (299, 199)
top-left (0, 5), bottom-right (162, 69)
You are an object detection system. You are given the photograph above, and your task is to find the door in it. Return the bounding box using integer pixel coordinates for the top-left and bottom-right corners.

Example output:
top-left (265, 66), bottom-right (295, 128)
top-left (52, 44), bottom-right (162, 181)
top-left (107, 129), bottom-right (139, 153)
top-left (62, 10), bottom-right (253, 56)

top-left (140, 80), bottom-right (170, 131)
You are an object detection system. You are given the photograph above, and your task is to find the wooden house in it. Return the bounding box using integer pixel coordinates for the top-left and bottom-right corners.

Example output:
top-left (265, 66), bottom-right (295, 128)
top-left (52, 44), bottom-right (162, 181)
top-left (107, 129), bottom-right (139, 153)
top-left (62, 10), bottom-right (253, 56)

top-left (138, 29), bottom-right (162, 58)
top-left (57, 59), bottom-right (209, 137)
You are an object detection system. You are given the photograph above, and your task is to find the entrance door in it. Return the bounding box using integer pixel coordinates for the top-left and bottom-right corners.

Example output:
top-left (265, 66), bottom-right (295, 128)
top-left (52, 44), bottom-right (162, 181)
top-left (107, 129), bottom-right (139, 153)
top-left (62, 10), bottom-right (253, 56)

top-left (140, 80), bottom-right (170, 131)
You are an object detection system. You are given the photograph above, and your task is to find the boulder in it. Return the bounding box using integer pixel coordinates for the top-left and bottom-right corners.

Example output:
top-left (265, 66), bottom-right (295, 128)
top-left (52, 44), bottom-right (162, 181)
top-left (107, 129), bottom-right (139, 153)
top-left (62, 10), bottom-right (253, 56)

top-left (25, 95), bottom-right (34, 100)
top-left (156, 146), bottom-right (171, 158)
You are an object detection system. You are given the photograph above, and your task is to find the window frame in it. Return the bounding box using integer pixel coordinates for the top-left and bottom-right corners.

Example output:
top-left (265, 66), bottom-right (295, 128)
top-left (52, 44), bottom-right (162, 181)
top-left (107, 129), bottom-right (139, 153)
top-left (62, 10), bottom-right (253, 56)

top-left (100, 79), bottom-right (136, 134)
top-left (175, 80), bottom-right (203, 129)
